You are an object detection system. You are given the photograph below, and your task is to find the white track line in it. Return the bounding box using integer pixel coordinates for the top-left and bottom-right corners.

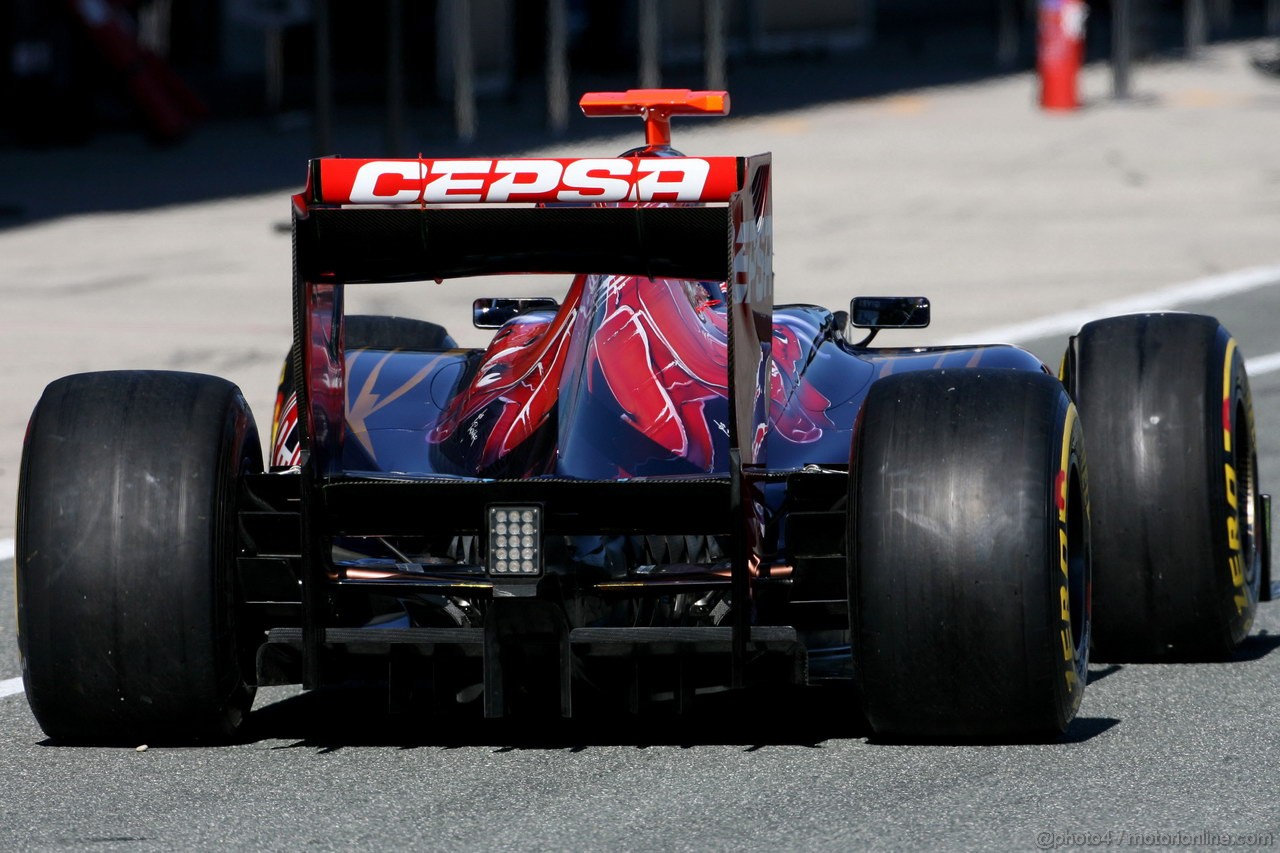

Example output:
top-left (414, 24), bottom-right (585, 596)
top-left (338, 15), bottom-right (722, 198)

top-left (941, 264), bottom-right (1280, 346)
top-left (1246, 352), bottom-right (1280, 377)
top-left (2, 542), bottom-right (19, 699)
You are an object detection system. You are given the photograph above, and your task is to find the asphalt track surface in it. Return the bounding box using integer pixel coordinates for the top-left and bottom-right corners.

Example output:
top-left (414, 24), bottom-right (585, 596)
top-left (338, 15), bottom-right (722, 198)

top-left (3, 39), bottom-right (1280, 852)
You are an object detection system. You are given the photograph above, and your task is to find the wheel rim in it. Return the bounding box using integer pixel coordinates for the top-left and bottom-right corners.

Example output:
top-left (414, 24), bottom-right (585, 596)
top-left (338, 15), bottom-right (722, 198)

top-left (1066, 462), bottom-right (1089, 660)
top-left (1233, 399), bottom-right (1261, 602)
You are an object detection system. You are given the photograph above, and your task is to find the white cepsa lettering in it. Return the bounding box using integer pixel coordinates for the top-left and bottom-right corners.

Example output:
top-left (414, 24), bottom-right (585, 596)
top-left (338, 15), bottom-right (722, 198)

top-left (347, 159), bottom-right (712, 203)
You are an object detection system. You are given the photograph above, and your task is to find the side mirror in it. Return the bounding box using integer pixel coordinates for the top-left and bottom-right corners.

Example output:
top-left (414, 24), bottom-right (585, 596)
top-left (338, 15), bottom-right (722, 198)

top-left (472, 297), bottom-right (560, 329)
top-left (850, 296), bottom-right (931, 329)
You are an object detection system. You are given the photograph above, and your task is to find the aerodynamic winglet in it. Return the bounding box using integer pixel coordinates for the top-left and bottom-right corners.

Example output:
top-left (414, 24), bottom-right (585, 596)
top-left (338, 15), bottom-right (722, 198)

top-left (579, 89), bottom-right (730, 147)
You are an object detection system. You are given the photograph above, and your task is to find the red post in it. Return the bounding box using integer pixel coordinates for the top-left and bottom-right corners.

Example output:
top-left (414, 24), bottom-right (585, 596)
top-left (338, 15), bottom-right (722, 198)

top-left (1037, 0), bottom-right (1088, 110)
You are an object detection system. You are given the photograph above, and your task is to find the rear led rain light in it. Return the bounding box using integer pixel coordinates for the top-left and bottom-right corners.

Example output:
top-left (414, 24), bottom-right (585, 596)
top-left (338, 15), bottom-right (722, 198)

top-left (487, 505), bottom-right (542, 577)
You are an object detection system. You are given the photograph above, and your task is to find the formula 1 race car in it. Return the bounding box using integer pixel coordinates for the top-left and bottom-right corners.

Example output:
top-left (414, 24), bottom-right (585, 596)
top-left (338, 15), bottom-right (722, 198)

top-left (16, 89), bottom-right (1272, 744)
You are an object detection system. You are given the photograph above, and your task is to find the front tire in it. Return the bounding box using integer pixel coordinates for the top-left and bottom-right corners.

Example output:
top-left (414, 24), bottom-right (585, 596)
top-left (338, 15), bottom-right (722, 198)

top-left (17, 371), bottom-right (262, 744)
top-left (850, 369), bottom-right (1090, 739)
top-left (1067, 313), bottom-right (1261, 660)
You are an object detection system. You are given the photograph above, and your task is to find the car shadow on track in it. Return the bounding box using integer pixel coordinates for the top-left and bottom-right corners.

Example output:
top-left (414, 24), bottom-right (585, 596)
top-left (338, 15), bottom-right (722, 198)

top-left (241, 683), bottom-right (868, 752)
top-left (238, 683), bottom-right (1119, 752)
top-left (1087, 664), bottom-right (1123, 685)
top-left (1230, 631), bottom-right (1280, 662)
top-left (1087, 631), bottom-right (1280, 668)
top-left (853, 716), bottom-right (1121, 749)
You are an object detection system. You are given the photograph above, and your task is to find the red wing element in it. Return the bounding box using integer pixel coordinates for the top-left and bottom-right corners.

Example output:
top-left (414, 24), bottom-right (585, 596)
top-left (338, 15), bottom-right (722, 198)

top-left (311, 157), bottom-right (740, 205)
top-left (579, 89), bottom-right (730, 147)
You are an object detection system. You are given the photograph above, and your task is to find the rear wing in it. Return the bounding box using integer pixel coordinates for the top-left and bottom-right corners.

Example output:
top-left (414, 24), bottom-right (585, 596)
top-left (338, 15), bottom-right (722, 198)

top-left (290, 152), bottom-right (774, 473)
top-left (294, 156), bottom-right (742, 282)
top-left (287, 89), bottom-right (774, 690)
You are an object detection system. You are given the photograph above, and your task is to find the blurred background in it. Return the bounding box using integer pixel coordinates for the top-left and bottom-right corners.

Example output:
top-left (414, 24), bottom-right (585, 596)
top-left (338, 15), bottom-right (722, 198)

top-left (4, 1), bottom-right (1278, 155)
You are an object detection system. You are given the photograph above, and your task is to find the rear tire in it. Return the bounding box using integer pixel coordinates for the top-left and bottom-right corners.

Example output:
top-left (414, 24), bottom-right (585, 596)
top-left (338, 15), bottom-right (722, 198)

top-left (1066, 313), bottom-right (1261, 660)
top-left (336, 314), bottom-right (456, 352)
top-left (17, 371), bottom-right (262, 744)
top-left (850, 369), bottom-right (1090, 739)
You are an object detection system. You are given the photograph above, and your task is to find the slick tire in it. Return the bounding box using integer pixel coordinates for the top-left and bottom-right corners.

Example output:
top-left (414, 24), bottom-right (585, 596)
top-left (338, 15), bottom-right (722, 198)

top-left (1065, 313), bottom-right (1262, 661)
top-left (17, 371), bottom-right (262, 744)
top-left (334, 314), bottom-right (456, 352)
top-left (850, 369), bottom-right (1090, 739)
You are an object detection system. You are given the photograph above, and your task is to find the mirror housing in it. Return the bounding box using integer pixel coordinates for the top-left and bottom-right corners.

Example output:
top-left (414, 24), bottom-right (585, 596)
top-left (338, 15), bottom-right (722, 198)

top-left (473, 297), bottom-right (560, 329)
top-left (850, 296), bottom-right (931, 329)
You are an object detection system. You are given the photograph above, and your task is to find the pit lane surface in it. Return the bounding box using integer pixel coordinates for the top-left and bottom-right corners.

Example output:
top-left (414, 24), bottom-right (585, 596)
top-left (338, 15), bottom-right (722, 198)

top-left (4, 41), bottom-right (1280, 851)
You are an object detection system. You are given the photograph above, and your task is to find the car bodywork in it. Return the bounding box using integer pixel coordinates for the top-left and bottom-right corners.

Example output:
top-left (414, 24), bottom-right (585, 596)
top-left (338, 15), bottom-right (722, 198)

top-left (241, 90), bottom-right (1060, 716)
